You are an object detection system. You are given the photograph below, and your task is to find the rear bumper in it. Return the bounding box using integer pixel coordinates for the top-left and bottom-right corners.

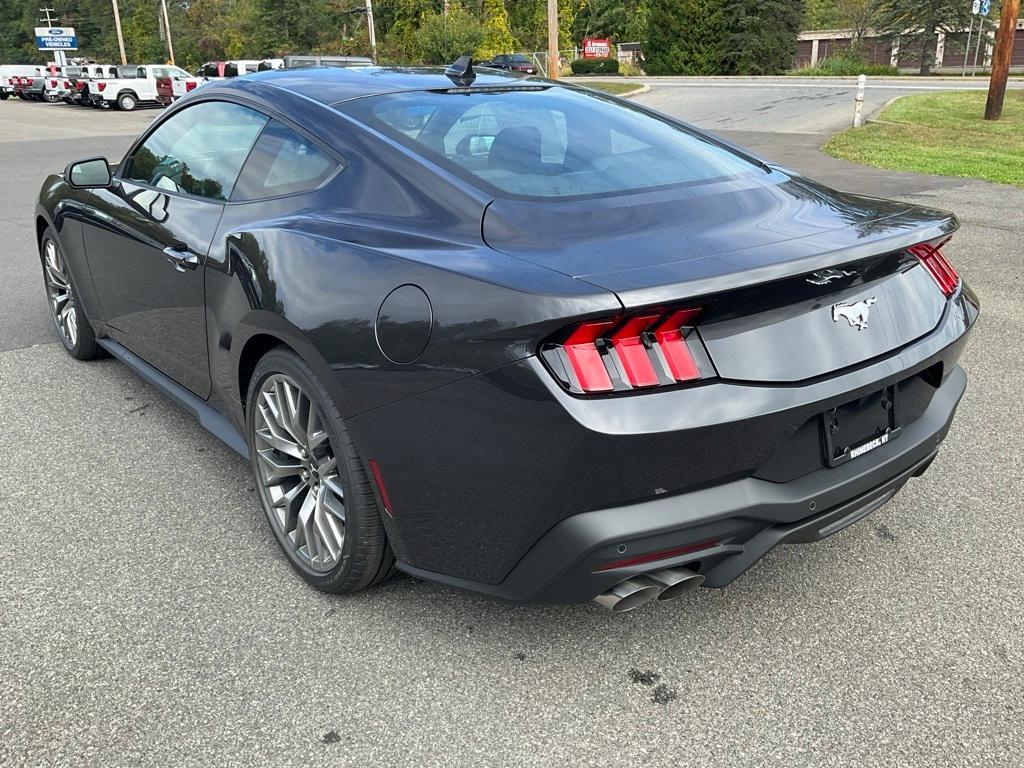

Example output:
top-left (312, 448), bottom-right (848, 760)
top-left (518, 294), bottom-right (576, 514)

top-left (399, 364), bottom-right (966, 602)
top-left (353, 285), bottom-right (977, 597)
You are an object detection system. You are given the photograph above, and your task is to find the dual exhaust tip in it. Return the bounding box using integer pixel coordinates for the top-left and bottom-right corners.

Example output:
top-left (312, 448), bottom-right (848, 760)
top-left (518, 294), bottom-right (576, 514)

top-left (593, 567), bottom-right (705, 612)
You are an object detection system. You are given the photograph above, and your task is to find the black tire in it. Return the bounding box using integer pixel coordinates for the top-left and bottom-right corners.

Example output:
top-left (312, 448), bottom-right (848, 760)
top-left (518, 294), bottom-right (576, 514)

top-left (40, 227), bottom-right (99, 360)
top-left (246, 347), bottom-right (394, 594)
top-left (117, 91), bottom-right (136, 111)
top-left (0, 91), bottom-right (8, 101)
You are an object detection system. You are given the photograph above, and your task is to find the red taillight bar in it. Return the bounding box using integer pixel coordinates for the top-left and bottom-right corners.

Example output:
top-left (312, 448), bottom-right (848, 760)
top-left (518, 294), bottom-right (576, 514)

top-left (909, 237), bottom-right (959, 297)
top-left (609, 313), bottom-right (661, 388)
top-left (652, 308), bottom-right (703, 383)
top-left (563, 319), bottom-right (616, 392)
top-left (547, 306), bottom-right (709, 394)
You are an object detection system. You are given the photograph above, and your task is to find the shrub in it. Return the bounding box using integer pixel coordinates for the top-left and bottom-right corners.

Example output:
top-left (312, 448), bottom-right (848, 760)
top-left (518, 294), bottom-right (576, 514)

top-left (792, 53), bottom-right (898, 77)
top-left (570, 57), bottom-right (620, 75)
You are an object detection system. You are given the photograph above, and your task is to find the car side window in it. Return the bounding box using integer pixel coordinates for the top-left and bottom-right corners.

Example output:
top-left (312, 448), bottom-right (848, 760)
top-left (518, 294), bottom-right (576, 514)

top-left (231, 120), bottom-right (341, 201)
top-left (123, 101), bottom-right (269, 202)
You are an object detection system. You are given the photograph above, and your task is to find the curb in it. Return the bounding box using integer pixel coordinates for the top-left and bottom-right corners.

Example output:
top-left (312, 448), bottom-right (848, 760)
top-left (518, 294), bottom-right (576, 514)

top-left (621, 84), bottom-right (651, 98)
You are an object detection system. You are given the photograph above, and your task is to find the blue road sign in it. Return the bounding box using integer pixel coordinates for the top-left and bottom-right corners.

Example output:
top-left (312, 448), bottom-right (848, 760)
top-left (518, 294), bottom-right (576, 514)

top-left (981, 0), bottom-right (991, 15)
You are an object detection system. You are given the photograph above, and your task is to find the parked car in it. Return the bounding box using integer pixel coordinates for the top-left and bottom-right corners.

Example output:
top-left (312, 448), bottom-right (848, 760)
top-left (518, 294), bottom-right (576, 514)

top-left (283, 54), bottom-right (372, 68)
top-left (39, 65), bottom-right (65, 102)
top-left (197, 59), bottom-right (283, 81)
top-left (62, 64), bottom-right (116, 105)
top-left (480, 53), bottom-right (537, 74)
top-left (0, 65), bottom-right (43, 100)
top-left (90, 64), bottom-right (200, 110)
top-left (35, 64), bottom-right (978, 610)
top-left (11, 68), bottom-right (46, 100)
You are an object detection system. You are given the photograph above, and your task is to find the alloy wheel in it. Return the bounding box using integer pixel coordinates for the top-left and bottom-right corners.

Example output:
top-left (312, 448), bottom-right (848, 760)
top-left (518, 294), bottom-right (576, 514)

top-left (253, 374), bottom-right (346, 572)
top-left (43, 238), bottom-right (78, 348)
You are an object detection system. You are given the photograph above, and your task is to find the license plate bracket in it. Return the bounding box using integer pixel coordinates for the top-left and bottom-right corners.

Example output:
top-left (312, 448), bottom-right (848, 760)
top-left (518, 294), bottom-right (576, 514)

top-left (822, 384), bottom-right (901, 468)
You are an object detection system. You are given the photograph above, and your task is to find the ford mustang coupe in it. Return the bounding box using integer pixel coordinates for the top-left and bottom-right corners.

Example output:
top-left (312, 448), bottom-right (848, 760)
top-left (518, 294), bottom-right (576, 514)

top-left (35, 61), bottom-right (978, 611)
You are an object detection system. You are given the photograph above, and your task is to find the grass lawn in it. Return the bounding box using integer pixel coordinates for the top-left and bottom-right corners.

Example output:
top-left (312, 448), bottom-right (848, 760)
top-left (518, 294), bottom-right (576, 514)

top-left (823, 90), bottom-right (1024, 187)
top-left (576, 80), bottom-right (643, 96)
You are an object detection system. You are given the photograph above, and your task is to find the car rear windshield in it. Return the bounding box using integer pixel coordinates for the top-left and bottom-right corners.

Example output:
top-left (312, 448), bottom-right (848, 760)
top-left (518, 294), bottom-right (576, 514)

top-left (344, 86), bottom-right (763, 199)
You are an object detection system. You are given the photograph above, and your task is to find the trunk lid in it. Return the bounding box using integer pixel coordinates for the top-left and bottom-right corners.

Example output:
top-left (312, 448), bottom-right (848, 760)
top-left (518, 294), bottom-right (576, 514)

top-left (483, 172), bottom-right (956, 383)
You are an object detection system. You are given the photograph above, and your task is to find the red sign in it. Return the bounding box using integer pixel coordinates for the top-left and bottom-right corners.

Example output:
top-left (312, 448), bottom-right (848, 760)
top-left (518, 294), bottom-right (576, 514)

top-left (582, 38), bottom-right (611, 59)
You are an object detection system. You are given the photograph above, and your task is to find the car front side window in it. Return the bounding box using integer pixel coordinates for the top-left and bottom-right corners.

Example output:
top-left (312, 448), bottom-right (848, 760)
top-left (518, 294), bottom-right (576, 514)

top-left (123, 101), bottom-right (268, 202)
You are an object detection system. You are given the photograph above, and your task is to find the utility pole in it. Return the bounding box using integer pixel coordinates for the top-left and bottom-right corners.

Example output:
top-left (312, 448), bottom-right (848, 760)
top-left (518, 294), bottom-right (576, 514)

top-left (160, 0), bottom-right (175, 65)
top-left (111, 0), bottom-right (127, 65)
top-left (547, 0), bottom-right (559, 79)
top-left (364, 0), bottom-right (377, 63)
top-left (38, 7), bottom-right (65, 67)
top-left (985, 0), bottom-right (1020, 120)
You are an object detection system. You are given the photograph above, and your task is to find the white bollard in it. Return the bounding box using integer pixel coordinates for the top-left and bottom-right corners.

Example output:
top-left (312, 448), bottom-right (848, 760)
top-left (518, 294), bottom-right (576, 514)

top-left (853, 74), bottom-right (867, 128)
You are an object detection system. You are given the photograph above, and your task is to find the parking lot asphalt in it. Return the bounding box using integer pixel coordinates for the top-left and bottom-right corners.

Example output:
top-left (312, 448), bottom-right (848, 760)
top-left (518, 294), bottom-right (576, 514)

top-left (1, 95), bottom-right (1022, 767)
top-left (622, 75), bottom-right (1024, 134)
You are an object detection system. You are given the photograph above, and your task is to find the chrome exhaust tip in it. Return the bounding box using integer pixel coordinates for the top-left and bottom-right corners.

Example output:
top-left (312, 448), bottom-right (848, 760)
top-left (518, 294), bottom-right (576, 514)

top-left (592, 577), bottom-right (662, 612)
top-left (640, 567), bottom-right (705, 601)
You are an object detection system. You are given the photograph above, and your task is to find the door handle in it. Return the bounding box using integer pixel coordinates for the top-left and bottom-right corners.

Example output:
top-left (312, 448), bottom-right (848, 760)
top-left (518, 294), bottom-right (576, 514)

top-left (163, 245), bottom-right (200, 272)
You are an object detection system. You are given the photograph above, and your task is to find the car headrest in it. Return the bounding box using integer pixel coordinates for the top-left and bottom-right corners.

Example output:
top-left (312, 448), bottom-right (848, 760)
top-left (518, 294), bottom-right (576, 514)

top-left (488, 126), bottom-right (543, 174)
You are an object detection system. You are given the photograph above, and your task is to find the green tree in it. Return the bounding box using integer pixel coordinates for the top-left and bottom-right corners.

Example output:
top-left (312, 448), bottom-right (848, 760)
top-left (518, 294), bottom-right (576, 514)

top-left (416, 4), bottom-right (486, 64)
top-left (836, 0), bottom-right (880, 50)
top-left (644, 0), bottom-right (727, 75)
top-left (804, 0), bottom-right (842, 29)
top-left (722, 0), bottom-right (805, 75)
top-left (875, 0), bottom-right (974, 74)
top-left (573, 0), bottom-right (644, 41)
top-left (477, 0), bottom-right (517, 59)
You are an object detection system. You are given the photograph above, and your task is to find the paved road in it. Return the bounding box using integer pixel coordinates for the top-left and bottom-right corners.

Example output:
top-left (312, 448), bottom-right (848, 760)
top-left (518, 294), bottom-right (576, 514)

top-left (621, 75), bottom-right (1024, 134)
top-left (1, 96), bottom-right (1022, 767)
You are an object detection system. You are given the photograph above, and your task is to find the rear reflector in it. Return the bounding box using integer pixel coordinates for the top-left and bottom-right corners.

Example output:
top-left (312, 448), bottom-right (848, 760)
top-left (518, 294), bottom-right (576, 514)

top-left (909, 237), bottom-right (959, 297)
top-left (368, 459), bottom-right (394, 517)
top-left (543, 306), bottom-right (710, 394)
top-left (595, 539), bottom-right (721, 572)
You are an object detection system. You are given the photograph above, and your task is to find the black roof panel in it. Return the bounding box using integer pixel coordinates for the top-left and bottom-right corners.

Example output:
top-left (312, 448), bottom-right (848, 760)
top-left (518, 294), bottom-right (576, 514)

top-left (233, 65), bottom-right (533, 105)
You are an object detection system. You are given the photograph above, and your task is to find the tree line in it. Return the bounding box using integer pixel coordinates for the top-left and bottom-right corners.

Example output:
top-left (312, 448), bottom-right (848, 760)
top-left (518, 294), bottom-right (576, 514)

top-left (0, 1), bottom-right (993, 75)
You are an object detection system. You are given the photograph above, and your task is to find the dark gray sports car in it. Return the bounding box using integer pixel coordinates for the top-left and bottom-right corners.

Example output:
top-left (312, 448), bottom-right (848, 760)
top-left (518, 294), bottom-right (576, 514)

top-left (34, 61), bottom-right (978, 610)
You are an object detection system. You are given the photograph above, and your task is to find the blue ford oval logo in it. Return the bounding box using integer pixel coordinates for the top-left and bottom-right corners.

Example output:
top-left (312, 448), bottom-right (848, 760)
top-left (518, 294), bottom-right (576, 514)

top-left (49, 28), bottom-right (63, 35)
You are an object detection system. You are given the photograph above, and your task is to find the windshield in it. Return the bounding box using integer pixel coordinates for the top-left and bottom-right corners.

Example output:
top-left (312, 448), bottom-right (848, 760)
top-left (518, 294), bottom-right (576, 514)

top-left (345, 87), bottom-right (762, 200)
top-left (509, 55), bottom-right (530, 63)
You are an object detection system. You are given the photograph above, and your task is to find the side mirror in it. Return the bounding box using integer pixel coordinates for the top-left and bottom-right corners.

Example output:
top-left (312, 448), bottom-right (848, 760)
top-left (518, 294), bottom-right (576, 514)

top-left (65, 157), bottom-right (112, 188)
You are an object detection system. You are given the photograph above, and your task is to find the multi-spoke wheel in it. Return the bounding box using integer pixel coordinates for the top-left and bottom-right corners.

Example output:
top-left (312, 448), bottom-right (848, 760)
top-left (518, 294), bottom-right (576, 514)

top-left (246, 348), bottom-right (393, 593)
top-left (254, 374), bottom-right (347, 572)
top-left (40, 229), bottom-right (98, 359)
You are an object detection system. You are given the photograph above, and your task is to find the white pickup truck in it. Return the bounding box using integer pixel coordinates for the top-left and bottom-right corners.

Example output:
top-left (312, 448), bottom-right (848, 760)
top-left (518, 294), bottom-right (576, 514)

top-left (89, 64), bottom-right (201, 110)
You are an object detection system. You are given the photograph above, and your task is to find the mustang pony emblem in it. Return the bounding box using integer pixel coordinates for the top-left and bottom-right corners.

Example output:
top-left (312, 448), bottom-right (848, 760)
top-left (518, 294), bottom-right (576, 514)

top-left (807, 268), bottom-right (855, 286)
top-left (832, 297), bottom-right (877, 331)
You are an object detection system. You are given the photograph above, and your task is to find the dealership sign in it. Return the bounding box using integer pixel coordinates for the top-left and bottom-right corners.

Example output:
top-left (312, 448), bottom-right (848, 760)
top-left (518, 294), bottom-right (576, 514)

top-left (582, 38), bottom-right (611, 58)
top-left (35, 27), bottom-right (78, 51)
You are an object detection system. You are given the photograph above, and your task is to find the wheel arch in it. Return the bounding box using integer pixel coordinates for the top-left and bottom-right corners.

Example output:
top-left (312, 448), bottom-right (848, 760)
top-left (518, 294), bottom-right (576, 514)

top-left (35, 214), bottom-right (50, 252)
top-left (232, 313), bottom-right (345, 421)
top-left (237, 332), bottom-right (290, 409)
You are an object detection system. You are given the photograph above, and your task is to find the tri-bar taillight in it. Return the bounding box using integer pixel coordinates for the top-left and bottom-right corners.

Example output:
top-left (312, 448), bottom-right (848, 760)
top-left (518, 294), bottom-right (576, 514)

top-left (909, 237), bottom-right (960, 297)
top-left (542, 306), bottom-right (713, 394)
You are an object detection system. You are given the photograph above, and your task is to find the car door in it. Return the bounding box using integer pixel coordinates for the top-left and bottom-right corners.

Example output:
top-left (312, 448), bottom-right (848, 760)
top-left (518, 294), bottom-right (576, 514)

top-left (82, 100), bottom-right (269, 397)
